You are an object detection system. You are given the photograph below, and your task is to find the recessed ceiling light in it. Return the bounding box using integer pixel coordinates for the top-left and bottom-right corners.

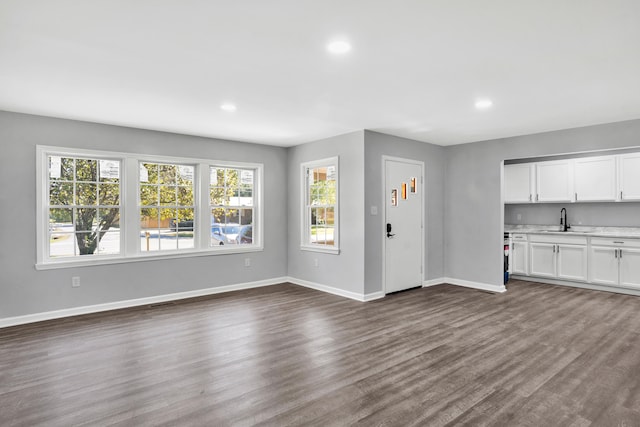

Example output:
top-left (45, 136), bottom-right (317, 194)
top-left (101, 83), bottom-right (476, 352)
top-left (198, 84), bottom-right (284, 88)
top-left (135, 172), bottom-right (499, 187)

top-left (220, 103), bottom-right (237, 112)
top-left (475, 99), bottom-right (493, 110)
top-left (327, 40), bottom-right (351, 55)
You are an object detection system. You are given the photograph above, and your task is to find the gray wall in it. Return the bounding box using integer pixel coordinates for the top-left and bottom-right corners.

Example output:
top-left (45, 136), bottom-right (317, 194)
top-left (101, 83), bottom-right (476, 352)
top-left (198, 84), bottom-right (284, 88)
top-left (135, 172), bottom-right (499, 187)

top-left (505, 203), bottom-right (640, 227)
top-left (363, 131), bottom-right (445, 294)
top-left (0, 111), bottom-right (288, 318)
top-left (445, 119), bottom-right (640, 287)
top-left (287, 131), bottom-right (366, 295)
top-left (4, 109), bottom-right (640, 319)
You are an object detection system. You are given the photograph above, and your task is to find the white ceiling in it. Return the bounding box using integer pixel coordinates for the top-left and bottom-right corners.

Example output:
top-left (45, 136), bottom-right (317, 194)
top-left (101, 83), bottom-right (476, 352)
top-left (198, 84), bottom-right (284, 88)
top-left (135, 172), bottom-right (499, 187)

top-left (1, 1), bottom-right (639, 147)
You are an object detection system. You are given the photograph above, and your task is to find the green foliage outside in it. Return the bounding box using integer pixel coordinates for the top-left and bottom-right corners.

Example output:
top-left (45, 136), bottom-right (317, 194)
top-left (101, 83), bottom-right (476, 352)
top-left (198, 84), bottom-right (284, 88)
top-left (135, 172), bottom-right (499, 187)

top-left (139, 162), bottom-right (195, 226)
top-left (209, 168), bottom-right (253, 225)
top-left (49, 159), bottom-right (254, 255)
top-left (49, 158), bottom-right (120, 255)
top-left (309, 167), bottom-right (336, 225)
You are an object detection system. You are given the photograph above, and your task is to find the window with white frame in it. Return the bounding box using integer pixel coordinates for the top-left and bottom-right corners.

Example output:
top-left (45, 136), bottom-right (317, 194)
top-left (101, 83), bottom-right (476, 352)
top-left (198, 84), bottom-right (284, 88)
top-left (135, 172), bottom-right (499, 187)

top-left (37, 146), bottom-right (263, 268)
top-left (301, 157), bottom-right (339, 253)
top-left (210, 167), bottom-right (255, 246)
top-left (139, 162), bottom-right (195, 251)
top-left (46, 155), bottom-right (122, 258)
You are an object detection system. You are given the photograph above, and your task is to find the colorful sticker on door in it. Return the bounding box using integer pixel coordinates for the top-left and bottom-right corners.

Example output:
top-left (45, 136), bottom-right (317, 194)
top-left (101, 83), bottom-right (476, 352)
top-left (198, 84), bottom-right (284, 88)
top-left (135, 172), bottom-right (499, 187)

top-left (410, 177), bottom-right (417, 194)
top-left (402, 183), bottom-right (407, 200)
top-left (391, 189), bottom-right (398, 206)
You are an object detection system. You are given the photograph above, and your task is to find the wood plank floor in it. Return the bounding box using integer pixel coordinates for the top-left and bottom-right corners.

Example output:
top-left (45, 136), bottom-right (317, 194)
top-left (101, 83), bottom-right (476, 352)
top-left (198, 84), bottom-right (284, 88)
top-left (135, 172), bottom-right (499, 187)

top-left (2, 280), bottom-right (640, 426)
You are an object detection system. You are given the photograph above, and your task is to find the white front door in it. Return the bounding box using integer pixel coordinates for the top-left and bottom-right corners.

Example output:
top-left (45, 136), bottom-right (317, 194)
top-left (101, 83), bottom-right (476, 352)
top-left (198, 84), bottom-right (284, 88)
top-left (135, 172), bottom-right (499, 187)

top-left (384, 158), bottom-right (423, 293)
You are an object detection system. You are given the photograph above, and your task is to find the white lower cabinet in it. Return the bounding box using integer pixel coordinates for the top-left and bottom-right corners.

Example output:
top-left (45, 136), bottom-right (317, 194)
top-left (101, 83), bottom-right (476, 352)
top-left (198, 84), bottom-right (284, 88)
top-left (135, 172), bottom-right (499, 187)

top-left (590, 238), bottom-right (640, 289)
top-left (510, 234), bottom-right (528, 275)
top-left (557, 244), bottom-right (589, 281)
top-left (528, 235), bottom-right (588, 282)
top-left (620, 249), bottom-right (640, 288)
top-left (529, 243), bottom-right (556, 278)
top-left (514, 233), bottom-right (640, 293)
top-left (589, 246), bottom-right (618, 286)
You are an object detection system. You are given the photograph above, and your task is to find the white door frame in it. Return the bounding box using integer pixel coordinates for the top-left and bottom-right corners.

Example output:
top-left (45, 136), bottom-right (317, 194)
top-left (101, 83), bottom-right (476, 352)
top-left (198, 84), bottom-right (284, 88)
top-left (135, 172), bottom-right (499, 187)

top-left (381, 155), bottom-right (426, 295)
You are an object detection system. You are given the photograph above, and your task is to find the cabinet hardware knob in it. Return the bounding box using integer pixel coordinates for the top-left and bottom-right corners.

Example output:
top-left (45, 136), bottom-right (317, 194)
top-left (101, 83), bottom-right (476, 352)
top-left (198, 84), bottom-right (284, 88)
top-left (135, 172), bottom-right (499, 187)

top-left (620, 250), bottom-right (623, 259)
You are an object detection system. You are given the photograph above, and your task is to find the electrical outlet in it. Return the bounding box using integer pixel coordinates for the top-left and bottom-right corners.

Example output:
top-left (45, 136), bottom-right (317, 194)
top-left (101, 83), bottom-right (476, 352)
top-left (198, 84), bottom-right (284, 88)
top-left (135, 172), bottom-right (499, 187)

top-left (314, 258), bottom-right (319, 267)
top-left (517, 214), bottom-right (522, 221)
top-left (71, 276), bottom-right (81, 288)
top-left (244, 258), bottom-right (251, 267)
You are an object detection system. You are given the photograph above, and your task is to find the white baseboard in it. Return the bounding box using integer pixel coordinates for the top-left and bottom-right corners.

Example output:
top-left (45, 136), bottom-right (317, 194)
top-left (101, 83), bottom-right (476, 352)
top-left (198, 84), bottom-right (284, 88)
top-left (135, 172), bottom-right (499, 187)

top-left (1, 275), bottom-right (507, 329)
top-left (423, 277), bottom-right (446, 287)
top-left (363, 291), bottom-right (385, 301)
top-left (511, 275), bottom-right (640, 297)
top-left (423, 277), bottom-right (506, 294)
top-left (286, 277), bottom-right (371, 302)
top-left (0, 277), bottom-right (287, 329)
top-left (444, 277), bottom-right (507, 293)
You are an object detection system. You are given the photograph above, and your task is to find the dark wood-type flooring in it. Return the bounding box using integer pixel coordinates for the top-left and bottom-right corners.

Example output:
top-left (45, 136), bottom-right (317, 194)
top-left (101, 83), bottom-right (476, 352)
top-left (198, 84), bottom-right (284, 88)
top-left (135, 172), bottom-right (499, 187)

top-left (2, 280), bottom-right (640, 426)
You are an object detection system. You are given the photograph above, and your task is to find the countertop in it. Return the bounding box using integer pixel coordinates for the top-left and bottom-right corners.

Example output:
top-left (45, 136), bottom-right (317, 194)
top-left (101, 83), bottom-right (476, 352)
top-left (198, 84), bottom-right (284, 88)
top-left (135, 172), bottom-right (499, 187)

top-left (504, 224), bottom-right (640, 239)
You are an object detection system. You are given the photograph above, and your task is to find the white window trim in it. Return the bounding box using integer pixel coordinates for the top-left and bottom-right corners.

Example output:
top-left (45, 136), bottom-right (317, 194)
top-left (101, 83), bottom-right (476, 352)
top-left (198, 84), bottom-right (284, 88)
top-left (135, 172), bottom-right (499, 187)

top-left (300, 156), bottom-right (340, 254)
top-left (36, 145), bottom-right (264, 270)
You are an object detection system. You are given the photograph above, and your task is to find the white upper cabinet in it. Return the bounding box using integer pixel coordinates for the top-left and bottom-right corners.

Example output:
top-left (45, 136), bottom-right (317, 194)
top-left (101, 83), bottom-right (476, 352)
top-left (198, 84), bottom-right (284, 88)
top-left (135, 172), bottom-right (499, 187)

top-left (504, 152), bottom-right (640, 205)
top-left (536, 160), bottom-right (573, 202)
top-left (619, 153), bottom-right (640, 201)
top-left (574, 156), bottom-right (617, 202)
top-left (504, 164), bottom-right (534, 203)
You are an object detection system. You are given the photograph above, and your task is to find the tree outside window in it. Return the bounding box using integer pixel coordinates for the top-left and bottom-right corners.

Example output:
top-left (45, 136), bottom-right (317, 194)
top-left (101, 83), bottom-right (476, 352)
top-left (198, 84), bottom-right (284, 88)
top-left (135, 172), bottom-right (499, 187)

top-left (301, 157), bottom-right (339, 253)
top-left (139, 162), bottom-right (195, 251)
top-left (48, 156), bottom-right (121, 257)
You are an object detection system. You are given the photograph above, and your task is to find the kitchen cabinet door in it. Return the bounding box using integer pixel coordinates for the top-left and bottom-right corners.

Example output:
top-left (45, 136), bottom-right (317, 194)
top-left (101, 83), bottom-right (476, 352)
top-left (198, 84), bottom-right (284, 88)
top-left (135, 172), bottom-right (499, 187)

top-left (536, 160), bottom-right (573, 202)
top-left (619, 154), bottom-right (640, 201)
top-left (574, 156), bottom-right (617, 202)
top-left (529, 243), bottom-right (556, 278)
top-left (511, 241), bottom-right (528, 275)
top-left (589, 246), bottom-right (618, 286)
top-left (504, 164), bottom-right (534, 203)
top-left (556, 244), bottom-right (587, 281)
top-left (619, 248), bottom-right (640, 289)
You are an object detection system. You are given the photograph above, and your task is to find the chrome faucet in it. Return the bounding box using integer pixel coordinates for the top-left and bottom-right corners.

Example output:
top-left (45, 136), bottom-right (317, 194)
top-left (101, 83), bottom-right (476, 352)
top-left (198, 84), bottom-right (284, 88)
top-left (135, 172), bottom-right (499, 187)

top-left (560, 208), bottom-right (570, 232)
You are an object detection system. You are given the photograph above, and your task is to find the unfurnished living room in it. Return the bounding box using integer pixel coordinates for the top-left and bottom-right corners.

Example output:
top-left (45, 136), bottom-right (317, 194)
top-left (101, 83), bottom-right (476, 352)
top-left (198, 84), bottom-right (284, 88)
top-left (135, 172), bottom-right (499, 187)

top-left (2, 1), bottom-right (640, 426)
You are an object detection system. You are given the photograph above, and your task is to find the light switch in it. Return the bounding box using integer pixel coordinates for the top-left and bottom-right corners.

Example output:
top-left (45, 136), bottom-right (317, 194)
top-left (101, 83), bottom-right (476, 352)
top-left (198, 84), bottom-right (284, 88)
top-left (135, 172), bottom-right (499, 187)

top-left (370, 206), bottom-right (378, 215)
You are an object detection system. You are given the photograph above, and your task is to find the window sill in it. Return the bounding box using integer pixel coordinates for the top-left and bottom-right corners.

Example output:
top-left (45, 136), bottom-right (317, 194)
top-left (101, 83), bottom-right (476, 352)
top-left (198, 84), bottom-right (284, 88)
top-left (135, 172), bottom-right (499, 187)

top-left (300, 245), bottom-right (340, 255)
top-left (35, 245), bottom-right (264, 270)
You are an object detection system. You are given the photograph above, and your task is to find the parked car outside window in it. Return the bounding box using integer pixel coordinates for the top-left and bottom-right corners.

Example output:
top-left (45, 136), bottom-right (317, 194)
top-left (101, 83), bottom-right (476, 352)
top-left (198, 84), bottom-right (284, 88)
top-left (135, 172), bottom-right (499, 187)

top-left (235, 225), bottom-right (253, 244)
top-left (211, 223), bottom-right (241, 245)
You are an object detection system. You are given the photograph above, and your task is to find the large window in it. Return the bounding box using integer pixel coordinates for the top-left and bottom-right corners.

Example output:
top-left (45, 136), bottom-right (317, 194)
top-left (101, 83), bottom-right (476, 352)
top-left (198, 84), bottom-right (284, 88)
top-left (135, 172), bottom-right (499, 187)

top-left (37, 146), bottom-right (263, 268)
top-left (139, 162), bottom-right (195, 251)
top-left (301, 157), bottom-right (339, 253)
top-left (47, 155), bottom-right (121, 258)
top-left (210, 167), bottom-right (254, 246)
